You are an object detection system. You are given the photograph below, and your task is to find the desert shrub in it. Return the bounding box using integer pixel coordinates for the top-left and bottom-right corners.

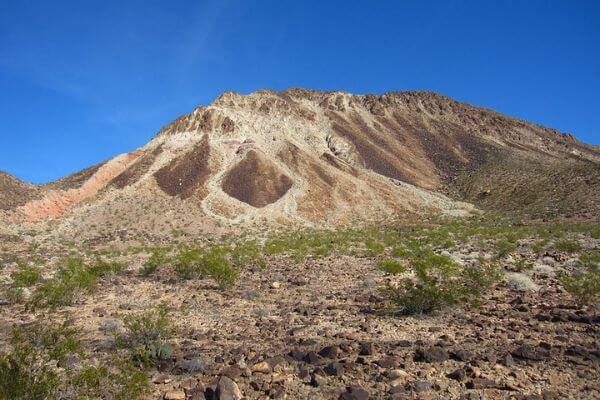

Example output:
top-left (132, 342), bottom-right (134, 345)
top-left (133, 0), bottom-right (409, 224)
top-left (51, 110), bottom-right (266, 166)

top-left (203, 249), bottom-right (239, 289)
top-left (377, 259), bottom-right (406, 275)
top-left (70, 364), bottom-right (110, 399)
top-left (494, 239), bottom-right (517, 258)
top-left (28, 258), bottom-right (97, 309)
top-left (0, 321), bottom-right (81, 400)
top-left (531, 239), bottom-right (548, 255)
top-left (70, 361), bottom-right (150, 400)
top-left (506, 272), bottom-right (539, 292)
top-left (391, 245), bottom-right (412, 258)
top-left (4, 261), bottom-right (43, 304)
top-left (514, 258), bottom-right (534, 272)
top-left (230, 241), bottom-right (266, 269)
top-left (174, 249), bottom-right (204, 279)
top-left (0, 320), bottom-right (149, 400)
top-left (140, 249), bottom-right (169, 276)
top-left (10, 262), bottom-right (42, 287)
top-left (364, 238), bottom-right (385, 257)
top-left (554, 240), bottom-right (582, 253)
top-left (505, 232), bottom-right (517, 243)
top-left (174, 248), bottom-right (238, 289)
top-left (579, 251), bottom-right (600, 266)
top-left (120, 305), bottom-right (174, 367)
top-left (383, 251), bottom-right (500, 315)
top-left (89, 259), bottom-right (126, 277)
top-left (558, 263), bottom-right (600, 307)
top-left (0, 350), bottom-right (58, 400)
top-left (112, 361), bottom-right (151, 400)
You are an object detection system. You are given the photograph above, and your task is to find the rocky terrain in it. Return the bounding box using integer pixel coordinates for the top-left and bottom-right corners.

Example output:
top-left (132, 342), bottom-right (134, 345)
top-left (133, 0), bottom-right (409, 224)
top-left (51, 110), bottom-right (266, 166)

top-left (0, 89), bottom-right (598, 400)
top-left (0, 219), bottom-right (598, 399)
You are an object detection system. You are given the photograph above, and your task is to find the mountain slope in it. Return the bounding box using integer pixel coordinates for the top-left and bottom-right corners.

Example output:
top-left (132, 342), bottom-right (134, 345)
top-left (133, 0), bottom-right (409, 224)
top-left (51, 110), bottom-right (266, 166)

top-left (0, 171), bottom-right (42, 211)
top-left (2, 89), bottom-right (598, 239)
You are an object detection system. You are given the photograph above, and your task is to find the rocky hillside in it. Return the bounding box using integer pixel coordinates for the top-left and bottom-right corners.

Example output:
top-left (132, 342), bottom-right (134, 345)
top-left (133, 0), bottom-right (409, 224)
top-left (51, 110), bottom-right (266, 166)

top-left (0, 170), bottom-right (41, 212)
top-left (2, 89), bottom-right (599, 238)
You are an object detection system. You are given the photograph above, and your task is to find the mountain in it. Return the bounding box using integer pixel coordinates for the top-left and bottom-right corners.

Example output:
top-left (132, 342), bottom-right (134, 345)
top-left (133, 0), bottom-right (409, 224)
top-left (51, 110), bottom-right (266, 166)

top-left (2, 89), bottom-right (598, 239)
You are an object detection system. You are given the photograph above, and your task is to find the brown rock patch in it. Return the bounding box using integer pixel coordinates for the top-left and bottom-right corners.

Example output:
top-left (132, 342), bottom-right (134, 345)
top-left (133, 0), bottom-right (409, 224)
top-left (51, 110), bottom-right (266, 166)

top-left (110, 145), bottom-right (163, 189)
top-left (222, 150), bottom-right (292, 208)
top-left (154, 136), bottom-right (211, 199)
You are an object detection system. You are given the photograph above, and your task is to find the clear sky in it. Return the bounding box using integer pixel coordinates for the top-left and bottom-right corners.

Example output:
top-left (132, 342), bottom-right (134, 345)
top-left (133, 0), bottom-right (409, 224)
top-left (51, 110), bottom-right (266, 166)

top-left (1, 1), bottom-right (599, 183)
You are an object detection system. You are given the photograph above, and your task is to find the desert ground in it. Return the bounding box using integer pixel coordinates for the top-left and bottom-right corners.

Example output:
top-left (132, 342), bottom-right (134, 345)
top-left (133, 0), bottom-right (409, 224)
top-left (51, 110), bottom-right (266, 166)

top-left (1, 217), bottom-right (598, 399)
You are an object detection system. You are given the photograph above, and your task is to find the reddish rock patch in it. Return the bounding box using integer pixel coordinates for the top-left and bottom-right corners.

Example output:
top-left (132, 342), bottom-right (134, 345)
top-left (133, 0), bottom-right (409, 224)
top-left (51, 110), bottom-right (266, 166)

top-left (222, 150), bottom-right (292, 208)
top-left (154, 136), bottom-right (211, 199)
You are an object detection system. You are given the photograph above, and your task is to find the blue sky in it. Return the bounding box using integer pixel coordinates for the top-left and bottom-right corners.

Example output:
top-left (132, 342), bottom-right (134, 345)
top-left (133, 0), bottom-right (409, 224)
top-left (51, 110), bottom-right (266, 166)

top-left (1, 0), bottom-right (599, 183)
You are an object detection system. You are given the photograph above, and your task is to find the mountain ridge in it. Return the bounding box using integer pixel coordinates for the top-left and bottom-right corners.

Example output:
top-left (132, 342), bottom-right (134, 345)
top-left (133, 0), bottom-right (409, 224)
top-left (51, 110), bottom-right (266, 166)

top-left (1, 88), bottom-right (598, 240)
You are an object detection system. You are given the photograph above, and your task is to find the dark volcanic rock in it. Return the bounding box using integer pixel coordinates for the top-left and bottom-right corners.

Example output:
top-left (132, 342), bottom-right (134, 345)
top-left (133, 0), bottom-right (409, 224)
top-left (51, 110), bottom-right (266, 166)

top-left (512, 344), bottom-right (550, 361)
top-left (414, 347), bottom-right (449, 363)
top-left (318, 345), bottom-right (339, 359)
top-left (324, 361), bottom-right (345, 376)
top-left (340, 386), bottom-right (370, 400)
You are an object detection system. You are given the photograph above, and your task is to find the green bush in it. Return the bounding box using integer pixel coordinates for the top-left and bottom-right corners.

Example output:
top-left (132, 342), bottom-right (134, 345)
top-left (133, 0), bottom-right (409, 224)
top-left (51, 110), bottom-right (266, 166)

top-left (364, 238), bottom-right (385, 257)
top-left (391, 245), bottom-right (412, 258)
top-left (120, 305), bottom-right (174, 367)
top-left (554, 240), bottom-right (582, 253)
top-left (0, 320), bottom-right (150, 400)
top-left (28, 259), bottom-right (98, 309)
top-left (3, 261), bottom-right (43, 304)
top-left (203, 249), bottom-right (238, 289)
top-left (531, 239), bottom-right (548, 255)
top-left (140, 249), bottom-right (169, 276)
top-left (0, 351), bottom-right (58, 400)
top-left (10, 262), bottom-right (42, 287)
top-left (89, 259), bottom-right (126, 277)
top-left (70, 364), bottom-right (110, 399)
top-left (174, 248), bottom-right (238, 289)
top-left (558, 263), bottom-right (600, 307)
top-left (0, 321), bottom-right (81, 400)
top-left (494, 239), bottom-right (517, 258)
top-left (112, 361), bottom-right (151, 400)
top-left (230, 241), bottom-right (265, 269)
top-left (70, 361), bottom-right (150, 400)
top-left (173, 249), bottom-right (204, 279)
top-left (376, 258), bottom-right (406, 275)
top-left (383, 251), bottom-right (501, 315)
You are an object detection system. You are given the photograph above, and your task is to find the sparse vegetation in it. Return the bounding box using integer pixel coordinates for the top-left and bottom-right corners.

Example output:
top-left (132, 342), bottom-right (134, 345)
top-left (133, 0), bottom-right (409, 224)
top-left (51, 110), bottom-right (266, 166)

top-left (558, 253), bottom-right (600, 307)
top-left (10, 261), bottom-right (42, 287)
top-left (382, 250), bottom-right (501, 315)
top-left (0, 320), bottom-right (80, 400)
top-left (28, 258), bottom-right (97, 309)
top-left (120, 305), bottom-right (174, 367)
top-left (88, 258), bottom-right (126, 277)
top-left (1, 217), bottom-right (598, 399)
top-left (494, 238), bottom-right (517, 258)
top-left (376, 258), bottom-right (405, 275)
top-left (506, 272), bottom-right (539, 292)
top-left (173, 247), bottom-right (238, 289)
top-left (140, 248), bottom-right (169, 276)
top-left (554, 240), bottom-right (582, 253)
top-left (0, 318), bottom-right (150, 400)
